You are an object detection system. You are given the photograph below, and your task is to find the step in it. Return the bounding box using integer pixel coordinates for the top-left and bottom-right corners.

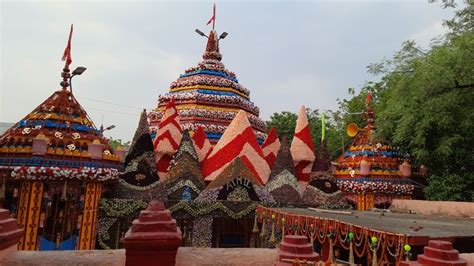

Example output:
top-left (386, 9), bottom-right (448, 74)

top-left (279, 242), bottom-right (314, 254)
top-left (278, 251), bottom-right (320, 262)
top-left (417, 254), bottom-right (466, 266)
top-left (283, 235), bottom-right (310, 245)
top-left (428, 240), bottom-right (453, 251)
top-left (424, 246), bottom-right (459, 261)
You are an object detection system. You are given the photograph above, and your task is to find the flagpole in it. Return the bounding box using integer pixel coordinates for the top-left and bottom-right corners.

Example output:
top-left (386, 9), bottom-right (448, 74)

top-left (212, 3), bottom-right (216, 30)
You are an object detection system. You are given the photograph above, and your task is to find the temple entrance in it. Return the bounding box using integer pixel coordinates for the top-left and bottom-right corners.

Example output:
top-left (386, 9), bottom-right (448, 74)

top-left (212, 217), bottom-right (253, 248)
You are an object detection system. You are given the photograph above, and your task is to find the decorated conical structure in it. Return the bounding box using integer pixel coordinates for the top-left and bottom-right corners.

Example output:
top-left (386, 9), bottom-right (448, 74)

top-left (0, 78), bottom-right (122, 176)
top-left (261, 128), bottom-right (280, 169)
top-left (334, 104), bottom-right (414, 210)
top-left (154, 98), bottom-right (183, 180)
top-left (191, 126), bottom-right (212, 163)
top-left (202, 110), bottom-right (270, 184)
top-left (268, 135), bottom-right (296, 182)
top-left (290, 106), bottom-right (316, 183)
top-left (148, 29), bottom-right (266, 144)
top-left (266, 135), bottom-right (301, 203)
top-left (118, 109), bottom-right (161, 193)
top-left (165, 130), bottom-right (205, 201)
top-left (205, 157), bottom-right (271, 202)
top-left (0, 25), bottom-right (122, 250)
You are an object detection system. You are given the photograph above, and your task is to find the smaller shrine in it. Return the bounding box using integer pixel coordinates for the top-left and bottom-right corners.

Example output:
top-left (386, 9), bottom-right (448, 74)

top-left (0, 26), bottom-right (123, 251)
top-left (334, 94), bottom-right (414, 210)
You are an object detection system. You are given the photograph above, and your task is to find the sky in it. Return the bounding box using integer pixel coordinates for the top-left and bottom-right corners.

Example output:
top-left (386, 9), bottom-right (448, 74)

top-left (0, 0), bottom-right (464, 142)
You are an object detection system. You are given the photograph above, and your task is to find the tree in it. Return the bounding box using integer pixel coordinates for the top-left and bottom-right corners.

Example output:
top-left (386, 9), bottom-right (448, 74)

top-left (108, 138), bottom-right (131, 150)
top-left (370, 3), bottom-right (474, 201)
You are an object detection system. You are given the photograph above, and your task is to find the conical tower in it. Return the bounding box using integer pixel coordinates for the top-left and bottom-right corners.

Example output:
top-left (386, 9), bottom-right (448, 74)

top-left (334, 96), bottom-right (414, 210)
top-left (148, 26), bottom-right (266, 144)
top-left (120, 110), bottom-right (160, 188)
top-left (0, 25), bottom-right (122, 250)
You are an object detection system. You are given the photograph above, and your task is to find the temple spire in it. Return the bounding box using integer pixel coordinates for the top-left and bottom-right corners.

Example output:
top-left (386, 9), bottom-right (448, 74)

top-left (203, 30), bottom-right (222, 61)
top-left (60, 25), bottom-right (73, 90)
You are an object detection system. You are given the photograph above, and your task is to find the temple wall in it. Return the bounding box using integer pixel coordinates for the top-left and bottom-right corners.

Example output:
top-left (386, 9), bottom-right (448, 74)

top-left (391, 199), bottom-right (474, 218)
top-left (3, 249), bottom-right (473, 266)
top-left (2, 248), bottom-right (277, 266)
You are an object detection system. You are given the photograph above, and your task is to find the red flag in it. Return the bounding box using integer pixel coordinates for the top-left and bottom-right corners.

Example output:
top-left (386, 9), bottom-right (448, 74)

top-left (62, 24), bottom-right (73, 65)
top-left (366, 92), bottom-right (372, 105)
top-left (206, 3), bottom-right (216, 27)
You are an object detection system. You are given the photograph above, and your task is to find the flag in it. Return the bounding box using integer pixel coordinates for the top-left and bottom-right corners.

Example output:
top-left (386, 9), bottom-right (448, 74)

top-left (321, 112), bottom-right (326, 142)
top-left (206, 3), bottom-right (216, 27)
top-left (62, 24), bottom-right (73, 65)
top-left (365, 92), bottom-right (372, 105)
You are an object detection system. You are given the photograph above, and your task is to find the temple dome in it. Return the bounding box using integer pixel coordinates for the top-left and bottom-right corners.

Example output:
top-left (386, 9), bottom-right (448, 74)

top-left (0, 67), bottom-right (123, 182)
top-left (148, 30), bottom-right (267, 144)
top-left (333, 107), bottom-right (414, 207)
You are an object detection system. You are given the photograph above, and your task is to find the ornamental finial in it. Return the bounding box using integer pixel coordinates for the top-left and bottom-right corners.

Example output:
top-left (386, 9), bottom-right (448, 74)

top-left (60, 24), bottom-right (73, 89)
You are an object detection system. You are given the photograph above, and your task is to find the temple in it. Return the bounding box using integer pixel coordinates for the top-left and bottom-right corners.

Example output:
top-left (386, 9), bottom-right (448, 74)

top-left (1, 6), bottom-right (473, 266)
top-left (148, 29), bottom-right (267, 144)
top-left (333, 97), bottom-right (414, 210)
top-left (0, 26), bottom-right (124, 250)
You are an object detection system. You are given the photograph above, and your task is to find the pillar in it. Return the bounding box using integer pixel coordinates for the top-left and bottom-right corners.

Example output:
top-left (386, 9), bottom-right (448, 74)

top-left (78, 182), bottom-right (102, 250)
top-left (365, 193), bottom-right (375, 210)
top-left (320, 238), bottom-right (330, 262)
top-left (16, 181), bottom-right (44, 250)
top-left (357, 194), bottom-right (365, 210)
top-left (123, 201), bottom-right (182, 266)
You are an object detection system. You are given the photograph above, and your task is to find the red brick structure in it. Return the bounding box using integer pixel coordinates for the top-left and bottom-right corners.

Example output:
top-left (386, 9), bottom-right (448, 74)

top-left (0, 208), bottom-right (23, 262)
top-left (400, 240), bottom-right (467, 266)
top-left (0, 208), bottom-right (23, 250)
top-left (274, 235), bottom-right (320, 266)
top-left (123, 201), bottom-right (182, 266)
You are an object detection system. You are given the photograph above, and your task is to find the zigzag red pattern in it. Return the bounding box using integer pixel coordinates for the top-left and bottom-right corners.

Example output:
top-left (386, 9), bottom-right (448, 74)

top-left (154, 98), bottom-right (182, 179)
top-left (294, 126), bottom-right (315, 152)
top-left (291, 106), bottom-right (316, 183)
top-left (202, 111), bottom-right (270, 184)
top-left (261, 128), bottom-right (280, 168)
top-left (191, 126), bottom-right (212, 162)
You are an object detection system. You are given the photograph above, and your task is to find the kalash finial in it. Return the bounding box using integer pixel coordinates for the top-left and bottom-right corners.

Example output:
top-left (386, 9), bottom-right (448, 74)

top-left (195, 2), bottom-right (228, 62)
top-left (60, 24), bottom-right (73, 90)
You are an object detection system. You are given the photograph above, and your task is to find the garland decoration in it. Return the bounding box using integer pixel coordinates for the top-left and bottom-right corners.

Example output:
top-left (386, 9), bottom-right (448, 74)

top-left (256, 205), bottom-right (408, 264)
top-left (5, 165), bottom-right (119, 181)
top-left (168, 200), bottom-right (258, 219)
top-left (100, 198), bottom-right (147, 217)
top-left (336, 179), bottom-right (414, 194)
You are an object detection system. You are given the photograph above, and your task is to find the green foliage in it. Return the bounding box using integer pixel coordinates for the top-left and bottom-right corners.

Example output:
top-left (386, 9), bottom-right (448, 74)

top-left (372, 4), bottom-right (474, 201)
top-left (108, 137), bottom-right (131, 150)
top-left (424, 174), bottom-right (474, 201)
top-left (266, 111), bottom-right (298, 141)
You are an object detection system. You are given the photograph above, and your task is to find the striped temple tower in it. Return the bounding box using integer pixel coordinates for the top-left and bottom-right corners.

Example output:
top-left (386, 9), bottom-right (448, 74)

top-left (334, 102), bottom-right (414, 210)
top-left (0, 26), bottom-right (123, 250)
top-left (148, 29), bottom-right (267, 144)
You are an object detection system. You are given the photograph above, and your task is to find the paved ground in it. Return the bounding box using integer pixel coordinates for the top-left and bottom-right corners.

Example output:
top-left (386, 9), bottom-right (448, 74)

top-left (277, 208), bottom-right (474, 238)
